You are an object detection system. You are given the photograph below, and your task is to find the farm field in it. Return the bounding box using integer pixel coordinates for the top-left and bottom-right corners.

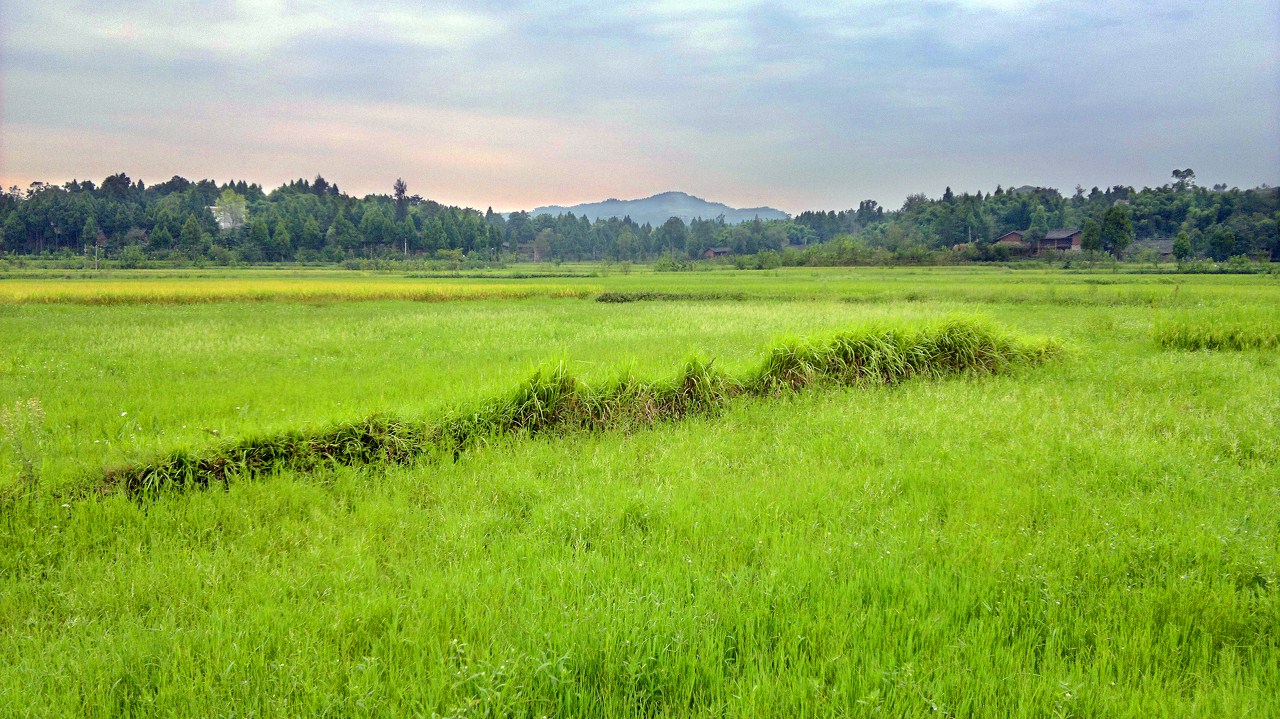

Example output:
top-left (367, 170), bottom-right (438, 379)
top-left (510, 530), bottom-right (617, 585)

top-left (1, 266), bottom-right (1278, 716)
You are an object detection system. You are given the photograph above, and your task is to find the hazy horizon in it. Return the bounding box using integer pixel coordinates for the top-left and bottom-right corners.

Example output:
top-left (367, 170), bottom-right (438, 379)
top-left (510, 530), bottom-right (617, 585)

top-left (3, 1), bottom-right (1277, 214)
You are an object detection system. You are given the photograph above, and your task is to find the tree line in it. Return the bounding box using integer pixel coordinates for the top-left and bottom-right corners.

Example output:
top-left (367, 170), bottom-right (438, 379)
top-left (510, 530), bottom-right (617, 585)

top-left (0, 170), bottom-right (1275, 264)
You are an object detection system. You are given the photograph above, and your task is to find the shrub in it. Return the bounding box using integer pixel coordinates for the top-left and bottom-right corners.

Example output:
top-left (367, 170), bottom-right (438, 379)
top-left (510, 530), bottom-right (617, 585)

top-left (116, 244), bottom-right (147, 269)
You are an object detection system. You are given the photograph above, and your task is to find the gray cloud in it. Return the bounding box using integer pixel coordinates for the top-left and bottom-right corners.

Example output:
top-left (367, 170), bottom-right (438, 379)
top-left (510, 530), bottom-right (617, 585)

top-left (2, 0), bottom-right (1276, 211)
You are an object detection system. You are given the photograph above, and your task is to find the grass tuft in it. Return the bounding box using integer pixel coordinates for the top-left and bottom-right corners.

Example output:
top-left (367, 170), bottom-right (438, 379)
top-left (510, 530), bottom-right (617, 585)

top-left (1156, 313), bottom-right (1280, 351)
top-left (96, 319), bottom-right (1060, 497)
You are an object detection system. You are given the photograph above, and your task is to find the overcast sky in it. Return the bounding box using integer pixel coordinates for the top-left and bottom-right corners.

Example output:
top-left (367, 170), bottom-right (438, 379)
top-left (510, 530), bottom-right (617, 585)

top-left (2, 0), bottom-right (1277, 213)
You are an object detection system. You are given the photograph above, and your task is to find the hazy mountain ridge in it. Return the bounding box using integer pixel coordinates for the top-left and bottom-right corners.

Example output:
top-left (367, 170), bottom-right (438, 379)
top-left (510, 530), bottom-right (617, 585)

top-left (530, 191), bottom-right (789, 226)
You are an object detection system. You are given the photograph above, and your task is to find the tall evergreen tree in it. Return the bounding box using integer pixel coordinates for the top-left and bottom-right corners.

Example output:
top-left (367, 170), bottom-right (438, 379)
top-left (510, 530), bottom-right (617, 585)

top-left (1099, 206), bottom-right (1134, 258)
top-left (81, 215), bottom-right (101, 245)
top-left (1081, 218), bottom-right (1102, 252)
top-left (178, 215), bottom-right (209, 256)
top-left (326, 210), bottom-right (359, 252)
top-left (300, 217), bottom-right (324, 251)
top-left (393, 178), bottom-right (409, 221)
top-left (148, 224), bottom-right (174, 250)
top-left (270, 220), bottom-right (293, 261)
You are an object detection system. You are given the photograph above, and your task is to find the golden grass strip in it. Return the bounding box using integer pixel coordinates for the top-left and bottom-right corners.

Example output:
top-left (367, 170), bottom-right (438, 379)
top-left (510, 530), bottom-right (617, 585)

top-left (0, 279), bottom-right (600, 305)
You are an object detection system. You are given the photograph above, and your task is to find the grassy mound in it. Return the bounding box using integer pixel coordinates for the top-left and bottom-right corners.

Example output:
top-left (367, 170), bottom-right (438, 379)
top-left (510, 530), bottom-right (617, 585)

top-left (101, 319), bottom-right (1059, 496)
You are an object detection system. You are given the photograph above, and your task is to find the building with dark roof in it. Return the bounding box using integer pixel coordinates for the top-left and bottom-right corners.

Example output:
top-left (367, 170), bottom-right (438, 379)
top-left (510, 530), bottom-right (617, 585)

top-left (1041, 229), bottom-right (1083, 252)
top-left (994, 228), bottom-right (1082, 253)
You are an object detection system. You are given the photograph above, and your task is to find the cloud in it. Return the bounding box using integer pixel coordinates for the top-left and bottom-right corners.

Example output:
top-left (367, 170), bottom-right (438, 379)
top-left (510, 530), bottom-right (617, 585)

top-left (2, 0), bottom-right (1276, 211)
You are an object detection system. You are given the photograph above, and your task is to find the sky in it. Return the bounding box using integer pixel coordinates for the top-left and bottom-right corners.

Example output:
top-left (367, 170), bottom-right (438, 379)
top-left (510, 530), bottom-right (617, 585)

top-left (1, 0), bottom-right (1277, 213)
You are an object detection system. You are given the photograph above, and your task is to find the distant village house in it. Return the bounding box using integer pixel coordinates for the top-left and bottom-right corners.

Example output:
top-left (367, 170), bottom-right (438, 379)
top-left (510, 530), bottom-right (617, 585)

top-left (1041, 229), bottom-right (1083, 252)
top-left (702, 246), bottom-right (732, 259)
top-left (993, 229), bottom-right (1082, 253)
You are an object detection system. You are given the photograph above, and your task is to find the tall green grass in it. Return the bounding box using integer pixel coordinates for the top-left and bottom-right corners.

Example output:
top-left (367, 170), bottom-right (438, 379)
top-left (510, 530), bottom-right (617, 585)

top-left (2, 268), bottom-right (1277, 717)
top-left (1156, 311), bottom-right (1280, 351)
top-left (0, 298), bottom-right (967, 492)
top-left (100, 319), bottom-right (1058, 496)
top-left (3, 335), bottom-right (1274, 717)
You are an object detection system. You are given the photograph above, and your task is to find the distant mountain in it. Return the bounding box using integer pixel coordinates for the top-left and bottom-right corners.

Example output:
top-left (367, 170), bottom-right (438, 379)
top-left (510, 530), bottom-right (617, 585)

top-left (530, 191), bottom-right (789, 226)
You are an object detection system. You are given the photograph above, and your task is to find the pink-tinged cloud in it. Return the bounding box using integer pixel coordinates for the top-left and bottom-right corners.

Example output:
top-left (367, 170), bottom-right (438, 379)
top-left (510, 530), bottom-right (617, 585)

top-left (2, 98), bottom-right (799, 211)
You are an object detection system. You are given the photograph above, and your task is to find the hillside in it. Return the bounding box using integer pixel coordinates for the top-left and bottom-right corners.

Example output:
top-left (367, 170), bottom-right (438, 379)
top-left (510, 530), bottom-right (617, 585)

top-left (530, 191), bottom-right (789, 225)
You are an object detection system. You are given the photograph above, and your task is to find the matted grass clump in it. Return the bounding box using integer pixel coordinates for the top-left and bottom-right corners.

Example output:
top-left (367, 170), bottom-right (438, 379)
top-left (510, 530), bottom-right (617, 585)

top-left (100, 319), bottom-right (1059, 496)
top-left (595, 290), bottom-right (748, 302)
top-left (1156, 313), bottom-right (1280, 351)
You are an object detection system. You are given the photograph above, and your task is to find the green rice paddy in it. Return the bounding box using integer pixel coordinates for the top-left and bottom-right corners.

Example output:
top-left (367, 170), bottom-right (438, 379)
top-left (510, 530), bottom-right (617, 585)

top-left (1, 266), bottom-right (1277, 716)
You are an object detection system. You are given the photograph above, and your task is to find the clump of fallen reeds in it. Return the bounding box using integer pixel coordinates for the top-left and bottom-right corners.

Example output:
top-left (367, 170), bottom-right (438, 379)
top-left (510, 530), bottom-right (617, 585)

top-left (100, 319), bottom-right (1059, 497)
top-left (596, 291), bottom-right (747, 303)
top-left (103, 415), bottom-right (429, 494)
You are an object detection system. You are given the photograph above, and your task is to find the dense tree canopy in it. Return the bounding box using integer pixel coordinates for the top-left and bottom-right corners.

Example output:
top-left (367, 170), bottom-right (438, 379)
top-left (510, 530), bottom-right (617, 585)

top-left (0, 170), bottom-right (1275, 264)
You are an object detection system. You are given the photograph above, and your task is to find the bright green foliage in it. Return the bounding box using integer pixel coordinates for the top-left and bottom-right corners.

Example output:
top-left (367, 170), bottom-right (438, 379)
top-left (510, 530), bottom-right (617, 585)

top-left (1156, 309), bottom-right (1280, 350)
top-left (216, 188), bottom-right (247, 228)
top-left (1, 213), bottom-right (24, 250)
top-left (147, 224), bottom-right (173, 250)
top-left (1100, 205), bottom-right (1134, 257)
top-left (359, 206), bottom-right (393, 246)
top-left (0, 397), bottom-right (45, 492)
top-left (1081, 217), bottom-right (1102, 252)
top-left (1173, 230), bottom-right (1192, 261)
top-left (269, 220), bottom-right (292, 261)
top-left (1209, 226), bottom-right (1237, 261)
top-left (1026, 205), bottom-right (1049, 246)
top-left (300, 217), bottom-right (323, 251)
top-left (81, 215), bottom-right (100, 245)
top-left (178, 215), bottom-right (209, 256)
top-left (326, 210), bottom-right (359, 251)
top-left (116, 244), bottom-right (146, 269)
top-left (396, 216), bottom-right (417, 253)
top-left (248, 218), bottom-right (270, 253)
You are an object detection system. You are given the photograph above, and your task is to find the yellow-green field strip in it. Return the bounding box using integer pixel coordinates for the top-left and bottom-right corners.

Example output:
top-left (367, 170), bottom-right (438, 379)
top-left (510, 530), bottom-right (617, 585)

top-left (0, 279), bottom-right (600, 304)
